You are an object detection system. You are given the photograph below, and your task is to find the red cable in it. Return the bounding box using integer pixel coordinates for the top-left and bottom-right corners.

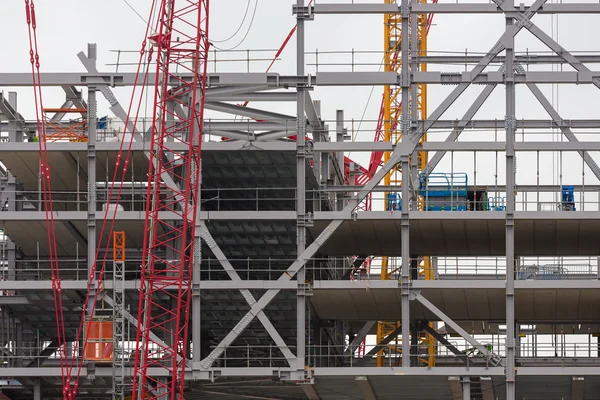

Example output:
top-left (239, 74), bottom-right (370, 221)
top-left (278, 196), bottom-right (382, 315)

top-left (24, 1), bottom-right (69, 394)
top-left (64, 2), bottom-right (160, 397)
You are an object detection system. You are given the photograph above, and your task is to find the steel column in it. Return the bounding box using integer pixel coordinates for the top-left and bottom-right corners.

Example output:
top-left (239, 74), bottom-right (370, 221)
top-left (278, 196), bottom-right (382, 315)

top-left (504, 15), bottom-right (517, 400)
top-left (296, 0), bottom-right (308, 376)
top-left (400, 0), bottom-right (411, 369)
top-left (86, 44), bottom-right (97, 318)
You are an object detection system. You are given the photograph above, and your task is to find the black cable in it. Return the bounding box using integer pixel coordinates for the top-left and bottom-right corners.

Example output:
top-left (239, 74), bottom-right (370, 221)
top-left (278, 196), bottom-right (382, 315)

top-left (211, 0), bottom-right (253, 43)
top-left (122, 0), bottom-right (148, 25)
top-left (212, 0), bottom-right (259, 51)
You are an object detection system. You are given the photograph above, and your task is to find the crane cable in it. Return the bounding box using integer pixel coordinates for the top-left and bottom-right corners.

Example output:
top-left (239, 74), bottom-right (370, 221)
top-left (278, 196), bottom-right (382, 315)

top-left (23, 0), bottom-right (69, 393)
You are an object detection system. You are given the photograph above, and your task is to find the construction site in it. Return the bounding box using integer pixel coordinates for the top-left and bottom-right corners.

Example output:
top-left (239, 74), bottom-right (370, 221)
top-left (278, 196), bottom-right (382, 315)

top-left (3, 0), bottom-right (600, 399)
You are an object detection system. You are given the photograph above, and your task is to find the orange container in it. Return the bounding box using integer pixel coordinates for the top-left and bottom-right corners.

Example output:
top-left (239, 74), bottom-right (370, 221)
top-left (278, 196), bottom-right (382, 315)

top-left (85, 320), bottom-right (114, 361)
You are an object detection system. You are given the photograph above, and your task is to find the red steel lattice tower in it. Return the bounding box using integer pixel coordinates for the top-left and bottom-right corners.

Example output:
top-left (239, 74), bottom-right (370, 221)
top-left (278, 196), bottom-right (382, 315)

top-left (132, 1), bottom-right (210, 398)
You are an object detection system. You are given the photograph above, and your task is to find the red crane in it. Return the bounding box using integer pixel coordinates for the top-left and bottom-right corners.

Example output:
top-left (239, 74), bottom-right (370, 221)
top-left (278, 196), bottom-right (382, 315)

top-left (132, 1), bottom-right (210, 399)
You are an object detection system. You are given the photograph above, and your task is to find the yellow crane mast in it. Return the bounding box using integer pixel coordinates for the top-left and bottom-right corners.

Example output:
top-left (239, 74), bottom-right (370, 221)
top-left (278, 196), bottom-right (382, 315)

top-left (377, 0), bottom-right (435, 368)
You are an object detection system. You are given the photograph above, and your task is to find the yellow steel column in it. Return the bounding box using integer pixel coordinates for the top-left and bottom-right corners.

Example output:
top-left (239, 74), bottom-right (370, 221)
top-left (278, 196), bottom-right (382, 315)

top-left (377, 0), bottom-right (435, 368)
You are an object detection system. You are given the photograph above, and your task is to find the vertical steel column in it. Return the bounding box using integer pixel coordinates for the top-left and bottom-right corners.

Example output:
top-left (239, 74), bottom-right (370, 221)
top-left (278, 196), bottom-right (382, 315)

top-left (410, 6), bottom-right (419, 210)
top-left (504, 16), bottom-right (517, 400)
top-left (87, 44), bottom-right (98, 317)
top-left (462, 377), bottom-right (471, 400)
top-left (296, 0), bottom-right (307, 375)
top-left (400, 0), bottom-right (411, 368)
top-left (33, 379), bottom-right (41, 400)
top-left (336, 110), bottom-right (345, 211)
top-left (193, 86), bottom-right (203, 365)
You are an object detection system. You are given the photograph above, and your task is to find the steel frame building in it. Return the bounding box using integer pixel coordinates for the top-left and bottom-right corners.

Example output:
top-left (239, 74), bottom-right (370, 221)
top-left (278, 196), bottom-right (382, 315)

top-left (3, 1), bottom-right (600, 399)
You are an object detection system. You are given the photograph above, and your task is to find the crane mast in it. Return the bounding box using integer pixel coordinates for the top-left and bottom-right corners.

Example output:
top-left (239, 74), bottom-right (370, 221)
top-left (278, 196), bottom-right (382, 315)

top-left (132, 1), bottom-right (210, 398)
top-left (377, 0), bottom-right (435, 368)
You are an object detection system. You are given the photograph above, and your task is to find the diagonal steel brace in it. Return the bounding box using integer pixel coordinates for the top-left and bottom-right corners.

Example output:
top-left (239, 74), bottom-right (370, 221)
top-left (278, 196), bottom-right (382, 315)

top-left (415, 293), bottom-right (503, 367)
top-left (200, 226), bottom-right (297, 366)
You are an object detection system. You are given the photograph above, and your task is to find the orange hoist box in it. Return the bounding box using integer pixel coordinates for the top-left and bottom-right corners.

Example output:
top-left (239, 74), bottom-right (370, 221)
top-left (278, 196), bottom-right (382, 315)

top-left (85, 319), bottom-right (114, 362)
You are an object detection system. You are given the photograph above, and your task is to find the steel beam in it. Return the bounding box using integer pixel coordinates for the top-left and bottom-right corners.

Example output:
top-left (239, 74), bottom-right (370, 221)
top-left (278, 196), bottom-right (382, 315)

top-left (448, 377), bottom-right (463, 400)
top-left (314, 367), bottom-right (506, 376)
top-left (414, 293), bottom-right (502, 365)
top-left (204, 101), bottom-right (296, 121)
top-left (345, 321), bottom-right (376, 356)
top-left (355, 376), bottom-right (377, 400)
top-left (7, 118), bottom-right (600, 135)
top-left (297, 2), bottom-right (600, 14)
top-left (423, 325), bottom-right (468, 363)
top-left (355, 325), bottom-right (403, 367)
top-left (480, 377), bottom-right (495, 400)
top-left (504, 14), bottom-right (517, 400)
top-left (8, 70), bottom-right (600, 87)
top-left (519, 64), bottom-right (600, 181)
top-left (296, 2), bottom-right (308, 377)
top-left (300, 383), bottom-right (321, 400)
top-left (6, 138), bottom-right (600, 152)
top-left (418, 54), bottom-right (600, 64)
top-left (572, 377), bottom-right (585, 400)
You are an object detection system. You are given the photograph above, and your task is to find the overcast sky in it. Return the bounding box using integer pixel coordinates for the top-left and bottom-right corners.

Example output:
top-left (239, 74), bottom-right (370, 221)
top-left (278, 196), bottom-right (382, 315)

top-left (3, 0), bottom-right (600, 195)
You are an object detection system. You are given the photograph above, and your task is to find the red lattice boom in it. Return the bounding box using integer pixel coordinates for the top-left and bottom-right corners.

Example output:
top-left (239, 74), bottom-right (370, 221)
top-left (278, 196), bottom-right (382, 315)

top-left (132, 1), bottom-right (210, 398)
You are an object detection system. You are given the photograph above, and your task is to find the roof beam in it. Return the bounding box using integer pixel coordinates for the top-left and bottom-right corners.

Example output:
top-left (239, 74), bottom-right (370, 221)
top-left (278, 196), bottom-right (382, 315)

top-left (355, 376), bottom-right (377, 400)
top-left (572, 377), bottom-right (585, 400)
top-left (448, 377), bottom-right (463, 400)
top-left (300, 383), bottom-right (321, 400)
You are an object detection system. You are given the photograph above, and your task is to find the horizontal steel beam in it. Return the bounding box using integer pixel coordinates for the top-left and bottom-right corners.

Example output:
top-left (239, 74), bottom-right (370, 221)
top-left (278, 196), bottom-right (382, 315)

top-left (419, 54), bottom-right (600, 65)
top-left (4, 279), bottom-right (600, 292)
top-left (313, 367), bottom-right (506, 376)
top-left (413, 71), bottom-right (600, 84)
top-left (297, 3), bottom-right (600, 14)
top-left (5, 210), bottom-right (600, 222)
top-left (2, 139), bottom-right (600, 154)
top-left (5, 71), bottom-right (600, 87)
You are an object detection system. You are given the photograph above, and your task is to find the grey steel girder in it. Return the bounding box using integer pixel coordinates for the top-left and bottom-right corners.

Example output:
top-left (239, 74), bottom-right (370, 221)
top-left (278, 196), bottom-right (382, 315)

top-left (414, 293), bottom-right (503, 366)
top-left (418, 54), bottom-right (600, 64)
top-left (355, 376), bottom-right (377, 400)
top-left (204, 101), bottom-right (296, 121)
top-left (199, 226), bottom-right (297, 366)
top-left (355, 325), bottom-right (404, 367)
top-left (5, 118), bottom-right (600, 134)
top-left (7, 70), bottom-right (600, 87)
top-left (295, 2), bottom-right (600, 14)
top-left (345, 321), bottom-right (376, 356)
top-left (523, 20), bottom-right (600, 91)
top-left (4, 138), bottom-right (600, 153)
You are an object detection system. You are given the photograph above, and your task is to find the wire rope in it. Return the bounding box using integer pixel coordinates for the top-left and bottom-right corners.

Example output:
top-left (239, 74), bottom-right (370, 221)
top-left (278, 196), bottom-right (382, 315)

top-left (211, 0), bottom-right (253, 43)
top-left (212, 0), bottom-right (259, 51)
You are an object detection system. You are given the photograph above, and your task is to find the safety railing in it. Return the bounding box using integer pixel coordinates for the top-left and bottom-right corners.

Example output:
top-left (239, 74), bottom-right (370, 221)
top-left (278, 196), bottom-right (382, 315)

top-left (108, 48), bottom-right (283, 74)
top-left (3, 256), bottom-right (598, 282)
top-left (518, 341), bottom-right (600, 359)
top-left (6, 259), bottom-right (144, 281)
